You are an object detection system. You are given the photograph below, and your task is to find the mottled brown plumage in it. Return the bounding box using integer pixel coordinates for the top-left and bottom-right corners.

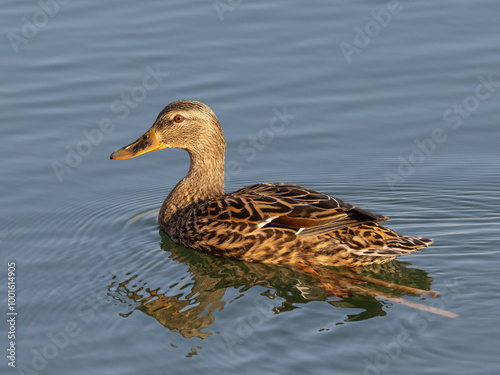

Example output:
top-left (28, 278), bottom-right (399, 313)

top-left (111, 100), bottom-right (433, 268)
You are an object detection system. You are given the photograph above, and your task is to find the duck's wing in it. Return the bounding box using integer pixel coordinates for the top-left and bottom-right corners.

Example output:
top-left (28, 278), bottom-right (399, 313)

top-left (231, 183), bottom-right (390, 238)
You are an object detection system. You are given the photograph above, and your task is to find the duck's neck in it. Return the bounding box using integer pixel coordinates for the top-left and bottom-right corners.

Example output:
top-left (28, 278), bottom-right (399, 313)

top-left (159, 147), bottom-right (225, 225)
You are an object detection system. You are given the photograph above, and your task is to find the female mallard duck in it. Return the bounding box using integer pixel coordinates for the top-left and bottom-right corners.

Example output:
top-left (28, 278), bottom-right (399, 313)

top-left (110, 100), bottom-right (432, 268)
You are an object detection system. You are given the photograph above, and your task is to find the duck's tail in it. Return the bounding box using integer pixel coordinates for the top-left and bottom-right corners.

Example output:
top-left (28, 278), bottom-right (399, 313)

top-left (324, 223), bottom-right (433, 267)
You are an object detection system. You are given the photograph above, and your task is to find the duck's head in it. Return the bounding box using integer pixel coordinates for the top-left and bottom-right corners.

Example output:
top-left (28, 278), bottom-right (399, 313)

top-left (110, 100), bottom-right (225, 160)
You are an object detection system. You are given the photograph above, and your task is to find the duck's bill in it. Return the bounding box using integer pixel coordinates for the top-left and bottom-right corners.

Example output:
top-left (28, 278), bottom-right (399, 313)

top-left (110, 127), bottom-right (167, 160)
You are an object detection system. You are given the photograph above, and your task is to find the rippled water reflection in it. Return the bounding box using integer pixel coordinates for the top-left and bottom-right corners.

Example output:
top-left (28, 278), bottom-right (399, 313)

top-left (108, 229), bottom-right (451, 339)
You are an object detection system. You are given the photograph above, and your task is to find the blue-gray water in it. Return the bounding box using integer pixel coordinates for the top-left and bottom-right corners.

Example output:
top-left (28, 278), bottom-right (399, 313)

top-left (1, 1), bottom-right (499, 374)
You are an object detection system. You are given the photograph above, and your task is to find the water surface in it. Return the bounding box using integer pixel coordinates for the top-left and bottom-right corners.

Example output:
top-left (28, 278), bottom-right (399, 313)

top-left (1, 1), bottom-right (499, 374)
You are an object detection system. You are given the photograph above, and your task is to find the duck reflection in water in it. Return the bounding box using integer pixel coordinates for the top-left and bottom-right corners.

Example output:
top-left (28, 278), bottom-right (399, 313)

top-left (108, 232), bottom-right (457, 340)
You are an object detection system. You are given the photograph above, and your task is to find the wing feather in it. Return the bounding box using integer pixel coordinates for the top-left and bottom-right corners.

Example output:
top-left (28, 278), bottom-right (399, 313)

top-left (227, 183), bottom-right (389, 236)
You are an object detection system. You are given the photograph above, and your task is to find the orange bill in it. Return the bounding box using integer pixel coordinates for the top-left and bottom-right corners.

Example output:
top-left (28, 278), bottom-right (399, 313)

top-left (110, 127), bottom-right (167, 160)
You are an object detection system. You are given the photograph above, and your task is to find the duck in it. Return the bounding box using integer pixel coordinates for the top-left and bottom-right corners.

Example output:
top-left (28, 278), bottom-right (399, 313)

top-left (110, 100), bottom-right (432, 268)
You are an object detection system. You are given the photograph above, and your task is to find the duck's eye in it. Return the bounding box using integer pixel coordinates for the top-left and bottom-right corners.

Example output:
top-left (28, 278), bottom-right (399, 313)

top-left (174, 114), bottom-right (185, 123)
